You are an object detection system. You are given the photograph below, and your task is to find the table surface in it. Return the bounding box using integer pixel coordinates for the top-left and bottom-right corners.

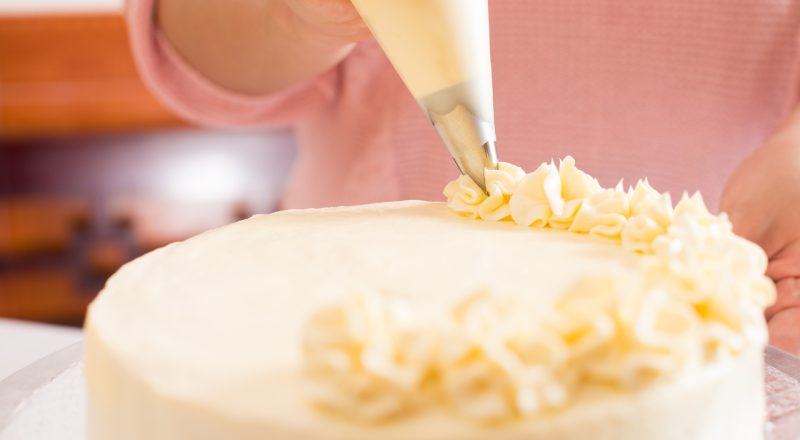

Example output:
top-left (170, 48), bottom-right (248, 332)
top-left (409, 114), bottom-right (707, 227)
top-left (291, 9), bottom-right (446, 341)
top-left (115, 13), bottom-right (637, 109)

top-left (0, 319), bottom-right (82, 382)
top-left (0, 0), bottom-right (122, 15)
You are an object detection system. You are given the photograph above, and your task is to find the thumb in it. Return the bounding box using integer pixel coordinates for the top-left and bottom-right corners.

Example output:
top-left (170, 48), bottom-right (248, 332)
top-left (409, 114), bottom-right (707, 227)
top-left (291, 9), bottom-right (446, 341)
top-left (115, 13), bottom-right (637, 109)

top-left (768, 307), bottom-right (800, 356)
top-left (767, 257), bottom-right (800, 280)
top-left (766, 241), bottom-right (800, 280)
top-left (766, 278), bottom-right (800, 321)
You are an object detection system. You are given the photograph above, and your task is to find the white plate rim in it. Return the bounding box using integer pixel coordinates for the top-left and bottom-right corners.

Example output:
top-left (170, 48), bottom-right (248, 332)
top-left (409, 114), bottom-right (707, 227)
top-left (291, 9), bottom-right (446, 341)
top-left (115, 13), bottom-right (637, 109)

top-left (0, 342), bottom-right (83, 432)
top-left (1, 343), bottom-right (798, 438)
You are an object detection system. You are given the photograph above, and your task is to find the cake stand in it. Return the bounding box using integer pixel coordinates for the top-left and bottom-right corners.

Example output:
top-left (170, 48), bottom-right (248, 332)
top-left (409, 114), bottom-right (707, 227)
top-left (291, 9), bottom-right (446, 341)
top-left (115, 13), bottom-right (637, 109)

top-left (1, 343), bottom-right (799, 439)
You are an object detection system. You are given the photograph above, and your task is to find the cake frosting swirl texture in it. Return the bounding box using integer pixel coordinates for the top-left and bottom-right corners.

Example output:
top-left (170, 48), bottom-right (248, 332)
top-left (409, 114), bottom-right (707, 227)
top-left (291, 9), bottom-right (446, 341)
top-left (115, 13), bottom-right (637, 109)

top-left (301, 157), bottom-right (774, 424)
top-left (85, 157), bottom-right (774, 440)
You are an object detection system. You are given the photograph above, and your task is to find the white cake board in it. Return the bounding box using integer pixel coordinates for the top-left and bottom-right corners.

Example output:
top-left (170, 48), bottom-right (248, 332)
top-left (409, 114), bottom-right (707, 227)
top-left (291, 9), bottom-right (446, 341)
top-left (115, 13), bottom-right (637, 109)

top-left (1, 343), bottom-right (798, 439)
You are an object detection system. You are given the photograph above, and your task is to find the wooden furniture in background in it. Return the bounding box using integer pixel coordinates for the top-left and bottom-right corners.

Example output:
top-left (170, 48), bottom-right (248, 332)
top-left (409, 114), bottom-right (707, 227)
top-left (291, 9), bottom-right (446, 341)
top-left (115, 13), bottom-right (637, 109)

top-left (0, 13), bottom-right (185, 138)
top-left (0, 197), bottom-right (90, 258)
top-left (0, 269), bottom-right (90, 326)
top-left (85, 238), bottom-right (129, 276)
top-left (0, 194), bottom-right (251, 325)
top-left (0, 197), bottom-right (94, 325)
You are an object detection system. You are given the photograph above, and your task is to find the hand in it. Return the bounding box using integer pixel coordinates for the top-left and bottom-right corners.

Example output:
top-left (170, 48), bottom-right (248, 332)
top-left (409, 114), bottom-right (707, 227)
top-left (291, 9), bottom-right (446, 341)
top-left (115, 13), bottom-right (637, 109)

top-left (158, 0), bottom-right (370, 95)
top-left (767, 280), bottom-right (800, 354)
top-left (721, 110), bottom-right (800, 355)
top-left (283, 0), bottom-right (370, 42)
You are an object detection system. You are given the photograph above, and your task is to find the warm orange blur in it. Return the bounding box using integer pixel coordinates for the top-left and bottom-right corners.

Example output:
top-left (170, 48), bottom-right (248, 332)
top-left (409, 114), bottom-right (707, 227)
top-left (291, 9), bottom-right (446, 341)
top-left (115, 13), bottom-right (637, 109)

top-left (0, 13), bottom-right (182, 138)
top-left (0, 7), bottom-right (294, 326)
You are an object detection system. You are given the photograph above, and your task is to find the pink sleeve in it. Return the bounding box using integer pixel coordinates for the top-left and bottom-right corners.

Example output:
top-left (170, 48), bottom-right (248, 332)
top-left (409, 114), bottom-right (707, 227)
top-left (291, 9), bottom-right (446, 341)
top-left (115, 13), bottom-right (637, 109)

top-left (125, 0), bottom-right (339, 128)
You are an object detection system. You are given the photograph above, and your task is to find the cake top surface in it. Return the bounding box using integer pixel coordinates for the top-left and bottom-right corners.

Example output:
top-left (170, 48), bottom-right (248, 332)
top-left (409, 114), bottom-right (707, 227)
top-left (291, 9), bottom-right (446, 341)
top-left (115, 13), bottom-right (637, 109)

top-left (89, 200), bottom-right (635, 384)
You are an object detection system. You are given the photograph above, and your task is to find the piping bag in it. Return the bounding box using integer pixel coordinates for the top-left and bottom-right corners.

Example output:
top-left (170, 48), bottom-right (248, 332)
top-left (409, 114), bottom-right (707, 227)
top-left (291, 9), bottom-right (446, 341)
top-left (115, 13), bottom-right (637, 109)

top-left (351, 0), bottom-right (499, 191)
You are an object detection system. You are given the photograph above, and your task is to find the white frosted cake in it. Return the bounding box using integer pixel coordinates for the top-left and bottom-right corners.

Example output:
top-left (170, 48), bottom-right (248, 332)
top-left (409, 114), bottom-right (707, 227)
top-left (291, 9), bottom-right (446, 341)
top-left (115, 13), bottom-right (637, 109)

top-left (85, 158), bottom-right (775, 439)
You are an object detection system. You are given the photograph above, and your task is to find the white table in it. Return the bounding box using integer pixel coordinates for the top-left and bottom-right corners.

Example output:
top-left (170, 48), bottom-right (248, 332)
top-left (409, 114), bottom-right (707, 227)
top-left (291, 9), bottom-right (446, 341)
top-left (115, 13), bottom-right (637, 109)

top-left (0, 319), bottom-right (82, 382)
top-left (0, 0), bottom-right (122, 15)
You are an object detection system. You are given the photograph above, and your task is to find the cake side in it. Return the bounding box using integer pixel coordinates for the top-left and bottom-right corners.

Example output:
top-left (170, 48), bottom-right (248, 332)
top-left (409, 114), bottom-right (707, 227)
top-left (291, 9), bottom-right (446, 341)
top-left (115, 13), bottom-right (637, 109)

top-left (86, 328), bottom-right (764, 440)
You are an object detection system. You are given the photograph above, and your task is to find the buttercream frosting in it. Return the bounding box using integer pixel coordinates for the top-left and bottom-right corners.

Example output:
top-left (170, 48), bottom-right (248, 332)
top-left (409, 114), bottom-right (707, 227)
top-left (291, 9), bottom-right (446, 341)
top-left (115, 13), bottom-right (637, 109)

top-left (300, 157), bottom-right (774, 423)
top-left (303, 291), bottom-right (435, 421)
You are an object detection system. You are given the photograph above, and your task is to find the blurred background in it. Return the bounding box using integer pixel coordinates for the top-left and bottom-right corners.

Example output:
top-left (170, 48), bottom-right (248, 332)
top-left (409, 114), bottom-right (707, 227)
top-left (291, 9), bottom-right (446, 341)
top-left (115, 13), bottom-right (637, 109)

top-left (0, 0), bottom-right (296, 326)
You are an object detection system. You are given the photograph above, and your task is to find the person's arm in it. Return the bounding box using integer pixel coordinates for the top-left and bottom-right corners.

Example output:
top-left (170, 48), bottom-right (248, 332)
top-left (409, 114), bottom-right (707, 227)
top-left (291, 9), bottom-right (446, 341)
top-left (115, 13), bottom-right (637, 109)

top-left (721, 105), bottom-right (800, 354)
top-left (156, 0), bottom-right (369, 95)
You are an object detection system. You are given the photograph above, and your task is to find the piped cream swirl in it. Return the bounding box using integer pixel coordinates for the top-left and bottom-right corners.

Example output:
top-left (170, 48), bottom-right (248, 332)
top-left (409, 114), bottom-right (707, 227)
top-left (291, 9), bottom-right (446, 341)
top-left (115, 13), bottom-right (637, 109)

top-left (438, 292), bottom-right (573, 422)
top-left (622, 180), bottom-right (674, 252)
top-left (302, 292), bottom-right (435, 421)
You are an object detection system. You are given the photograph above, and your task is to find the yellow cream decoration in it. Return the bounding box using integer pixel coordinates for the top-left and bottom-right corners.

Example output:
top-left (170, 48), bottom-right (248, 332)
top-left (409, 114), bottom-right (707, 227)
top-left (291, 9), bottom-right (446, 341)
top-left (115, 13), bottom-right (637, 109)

top-left (549, 156), bottom-right (603, 229)
top-left (569, 184), bottom-right (631, 238)
top-left (508, 162), bottom-right (561, 227)
top-left (300, 157), bottom-right (774, 424)
top-left (622, 180), bottom-right (674, 253)
top-left (438, 291), bottom-right (573, 422)
top-left (443, 174), bottom-right (486, 219)
top-left (479, 163), bottom-right (526, 221)
top-left (302, 292), bottom-right (436, 421)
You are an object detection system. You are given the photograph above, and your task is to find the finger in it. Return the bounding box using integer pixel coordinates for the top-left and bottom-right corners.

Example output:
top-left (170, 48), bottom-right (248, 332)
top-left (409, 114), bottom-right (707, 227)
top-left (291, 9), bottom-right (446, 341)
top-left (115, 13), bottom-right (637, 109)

top-left (766, 240), bottom-right (800, 279)
top-left (765, 278), bottom-right (800, 320)
top-left (768, 307), bottom-right (800, 356)
top-left (767, 257), bottom-right (800, 280)
top-left (284, 0), bottom-right (370, 41)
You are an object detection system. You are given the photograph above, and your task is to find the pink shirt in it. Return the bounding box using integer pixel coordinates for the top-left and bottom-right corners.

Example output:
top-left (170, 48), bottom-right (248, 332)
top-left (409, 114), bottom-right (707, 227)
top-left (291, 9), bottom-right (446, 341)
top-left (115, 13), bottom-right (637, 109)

top-left (126, 0), bottom-right (800, 210)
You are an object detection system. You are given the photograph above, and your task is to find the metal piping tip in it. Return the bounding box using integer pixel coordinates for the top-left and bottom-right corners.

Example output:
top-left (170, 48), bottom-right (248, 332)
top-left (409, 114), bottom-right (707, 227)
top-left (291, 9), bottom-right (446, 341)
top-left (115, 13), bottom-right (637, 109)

top-left (431, 104), bottom-right (499, 192)
top-left (454, 140), bottom-right (498, 191)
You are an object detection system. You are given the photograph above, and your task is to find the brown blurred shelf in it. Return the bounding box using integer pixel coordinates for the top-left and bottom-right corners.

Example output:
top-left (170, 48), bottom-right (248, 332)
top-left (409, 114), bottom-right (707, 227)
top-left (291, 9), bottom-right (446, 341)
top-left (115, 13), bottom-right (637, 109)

top-left (0, 13), bottom-right (186, 138)
top-left (0, 197), bottom-right (91, 259)
top-left (0, 269), bottom-right (91, 326)
top-left (85, 238), bottom-right (128, 276)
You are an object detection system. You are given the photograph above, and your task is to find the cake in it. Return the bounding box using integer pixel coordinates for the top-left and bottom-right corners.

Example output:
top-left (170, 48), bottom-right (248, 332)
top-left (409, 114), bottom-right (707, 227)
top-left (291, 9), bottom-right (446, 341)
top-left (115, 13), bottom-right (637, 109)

top-left (85, 157), bottom-right (775, 439)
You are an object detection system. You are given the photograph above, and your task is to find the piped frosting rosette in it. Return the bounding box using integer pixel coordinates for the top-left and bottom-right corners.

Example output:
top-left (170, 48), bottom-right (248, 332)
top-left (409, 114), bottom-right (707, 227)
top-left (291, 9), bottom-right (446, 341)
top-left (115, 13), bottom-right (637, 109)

top-left (302, 157), bottom-right (775, 424)
top-left (302, 292), bottom-right (436, 421)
